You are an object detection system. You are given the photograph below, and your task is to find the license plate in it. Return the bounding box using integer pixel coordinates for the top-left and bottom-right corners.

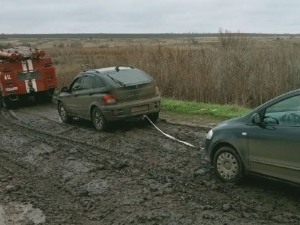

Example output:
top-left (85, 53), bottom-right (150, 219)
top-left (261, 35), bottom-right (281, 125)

top-left (131, 105), bottom-right (149, 113)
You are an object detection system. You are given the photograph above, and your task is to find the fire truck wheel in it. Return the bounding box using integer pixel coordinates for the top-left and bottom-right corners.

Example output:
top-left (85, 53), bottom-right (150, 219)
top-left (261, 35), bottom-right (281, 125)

top-left (1, 96), bottom-right (10, 110)
top-left (58, 102), bottom-right (72, 123)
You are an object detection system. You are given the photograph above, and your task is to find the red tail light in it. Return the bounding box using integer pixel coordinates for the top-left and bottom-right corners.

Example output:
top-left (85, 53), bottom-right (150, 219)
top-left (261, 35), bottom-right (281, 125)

top-left (103, 94), bottom-right (116, 105)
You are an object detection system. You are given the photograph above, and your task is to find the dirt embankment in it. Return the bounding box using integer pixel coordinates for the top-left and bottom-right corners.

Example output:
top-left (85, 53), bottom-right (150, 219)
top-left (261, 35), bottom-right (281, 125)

top-left (0, 104), bottom-right (300, 224)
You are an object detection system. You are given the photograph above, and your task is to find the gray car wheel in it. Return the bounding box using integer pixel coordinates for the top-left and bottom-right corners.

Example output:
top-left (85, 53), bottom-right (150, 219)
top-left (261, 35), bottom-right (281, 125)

top-left (92, 107), bottom-right (107, 131)
top-left (58, 102), bottom-right (72, 123)
top-left (213, 146), bottom-right (244, 183)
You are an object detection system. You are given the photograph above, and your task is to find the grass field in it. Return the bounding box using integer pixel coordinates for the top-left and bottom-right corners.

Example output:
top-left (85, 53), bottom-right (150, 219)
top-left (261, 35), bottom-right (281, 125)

top-left (162, 98), bottom-right (250, 123)
top-left (1, 32), bottom-right (300, 119)
top-left (40, 33), bottom-right (300, 108)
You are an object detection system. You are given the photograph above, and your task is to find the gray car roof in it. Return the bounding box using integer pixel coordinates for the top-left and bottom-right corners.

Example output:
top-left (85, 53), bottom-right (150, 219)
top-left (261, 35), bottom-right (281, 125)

top-left (81, 66), bottom-right (134, 75)
top-left (94, 67), bottom-right (132, 73)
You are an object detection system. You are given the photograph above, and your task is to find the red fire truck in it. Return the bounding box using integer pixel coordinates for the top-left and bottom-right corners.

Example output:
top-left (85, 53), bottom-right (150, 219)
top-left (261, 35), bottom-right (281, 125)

top-left (0, 46), bottom-right (57, 109)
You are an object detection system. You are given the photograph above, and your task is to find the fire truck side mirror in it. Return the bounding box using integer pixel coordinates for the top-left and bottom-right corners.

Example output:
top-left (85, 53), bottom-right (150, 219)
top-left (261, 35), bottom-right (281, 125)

top-left (61, 87), bottom-right (69, 93)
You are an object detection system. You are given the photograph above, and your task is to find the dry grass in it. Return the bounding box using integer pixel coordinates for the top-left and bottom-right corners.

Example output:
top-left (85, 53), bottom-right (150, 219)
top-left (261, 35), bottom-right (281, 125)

top-left (42, 32), bottom-right (300, 108)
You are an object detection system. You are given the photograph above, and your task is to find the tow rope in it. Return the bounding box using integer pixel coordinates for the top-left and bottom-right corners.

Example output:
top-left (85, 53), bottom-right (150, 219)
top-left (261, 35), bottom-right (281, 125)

top-left (143, 115), bottom-right (195, 148)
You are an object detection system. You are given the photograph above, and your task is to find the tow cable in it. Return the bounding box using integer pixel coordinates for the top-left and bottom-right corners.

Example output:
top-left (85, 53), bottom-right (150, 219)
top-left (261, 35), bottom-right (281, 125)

top-left (143, 115), bottom-right (195, 148)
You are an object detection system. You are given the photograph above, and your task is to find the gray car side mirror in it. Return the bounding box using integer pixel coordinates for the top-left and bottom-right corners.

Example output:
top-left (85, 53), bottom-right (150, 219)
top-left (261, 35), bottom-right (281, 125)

top-left (252, 113), bottom-right (262, 124)
top-left (61, 87), bottom-right (69, 93)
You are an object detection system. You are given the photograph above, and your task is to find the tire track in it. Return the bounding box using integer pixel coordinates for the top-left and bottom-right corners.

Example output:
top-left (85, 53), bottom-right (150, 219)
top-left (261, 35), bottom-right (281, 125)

top-left (3, 106), bottom-right (297, 225)
top-left (1, 108), bottom-right (205, 194)
top-left (3, 108), bottom-right (205, 174)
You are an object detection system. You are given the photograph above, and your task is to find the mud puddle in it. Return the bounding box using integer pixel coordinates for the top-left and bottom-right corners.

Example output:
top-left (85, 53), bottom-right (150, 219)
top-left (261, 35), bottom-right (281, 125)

top-left (0, 103), bottom-right (299, 224)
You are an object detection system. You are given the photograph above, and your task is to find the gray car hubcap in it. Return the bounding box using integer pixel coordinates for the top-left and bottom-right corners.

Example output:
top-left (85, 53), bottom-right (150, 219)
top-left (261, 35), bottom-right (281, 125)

top-left (94, 110), bottom-right (103, 129)
top-left (217, 152), bottom-right (238, 179)
top-left (60, 105), bottom-right (66, 120)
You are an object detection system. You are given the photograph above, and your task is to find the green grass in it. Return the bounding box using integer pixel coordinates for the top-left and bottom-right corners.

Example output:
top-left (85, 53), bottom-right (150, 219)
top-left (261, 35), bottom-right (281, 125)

top-left (162, 98), bottom-right (251, 121)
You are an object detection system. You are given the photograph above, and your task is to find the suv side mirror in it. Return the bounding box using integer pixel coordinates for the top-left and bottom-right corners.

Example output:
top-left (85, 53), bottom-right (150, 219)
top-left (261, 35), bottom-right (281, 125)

top-left (252, 113), bottom-right (262, 124)
top-left (61, 87), bottom-right (69, 93)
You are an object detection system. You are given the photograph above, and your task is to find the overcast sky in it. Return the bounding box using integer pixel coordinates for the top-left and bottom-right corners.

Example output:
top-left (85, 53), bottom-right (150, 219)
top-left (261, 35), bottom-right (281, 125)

top-left (1, 0), bottom-right (299, 34)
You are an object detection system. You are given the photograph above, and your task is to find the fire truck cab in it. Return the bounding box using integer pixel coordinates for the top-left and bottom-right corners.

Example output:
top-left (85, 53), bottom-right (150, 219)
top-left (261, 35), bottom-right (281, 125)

top-left (0, 46), bottom-right (57, 109)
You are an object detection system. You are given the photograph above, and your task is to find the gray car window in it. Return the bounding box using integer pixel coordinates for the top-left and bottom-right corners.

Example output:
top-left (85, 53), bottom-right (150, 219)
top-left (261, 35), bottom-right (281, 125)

top-left (108, 70), bottom-right (152, 85)
top-left (81, 75), bottom-right (94, 90)
top-left (70, 77), bottom-right (83, 91)
top-left (265, 95), bottom-right (300, 126)
top-left (94, 77), bottom-right (106, 88)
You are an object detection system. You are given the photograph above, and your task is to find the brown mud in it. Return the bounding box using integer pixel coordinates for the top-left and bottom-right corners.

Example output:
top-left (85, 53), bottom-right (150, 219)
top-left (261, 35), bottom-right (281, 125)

top-left (0, 103), bottom-right (300, 224)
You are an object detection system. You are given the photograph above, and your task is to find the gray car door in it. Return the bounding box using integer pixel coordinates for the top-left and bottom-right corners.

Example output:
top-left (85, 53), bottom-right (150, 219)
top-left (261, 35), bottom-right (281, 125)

top-left (76, 74), bottom-right (95, 119)
top-left (248, 94), bottom-right (300, 183)
top-left (64, 77), bottom-right (83, 114)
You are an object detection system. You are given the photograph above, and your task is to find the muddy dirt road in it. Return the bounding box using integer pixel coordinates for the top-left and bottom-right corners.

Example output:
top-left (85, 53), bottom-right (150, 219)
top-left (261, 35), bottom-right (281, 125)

top-left (0, 103), bottom-right (300, 224)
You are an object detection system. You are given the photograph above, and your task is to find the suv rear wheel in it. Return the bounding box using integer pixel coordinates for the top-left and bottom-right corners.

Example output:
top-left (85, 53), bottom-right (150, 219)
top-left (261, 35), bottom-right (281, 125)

top-left (58, 102), bottom-right (72, 123)
top-left (92, 107), bottom-right (108, 131)
top-left (213, 146), bottom-right (244, 183)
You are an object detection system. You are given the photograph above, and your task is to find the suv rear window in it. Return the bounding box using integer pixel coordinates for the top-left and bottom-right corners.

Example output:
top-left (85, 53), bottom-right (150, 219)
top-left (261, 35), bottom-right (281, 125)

top-left (18, 71), bottom-right (41, 81)
top-left (108, 70), bottom-right (152, 85)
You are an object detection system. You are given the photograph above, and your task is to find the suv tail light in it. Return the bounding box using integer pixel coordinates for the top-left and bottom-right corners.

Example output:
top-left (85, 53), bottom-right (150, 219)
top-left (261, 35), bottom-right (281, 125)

top-left (103, 94), bottom-right (116, 105)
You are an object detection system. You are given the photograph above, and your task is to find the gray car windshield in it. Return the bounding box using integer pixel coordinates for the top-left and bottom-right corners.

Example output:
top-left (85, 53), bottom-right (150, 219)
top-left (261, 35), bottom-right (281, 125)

top-left (108, 70), bottom-right (152, 85)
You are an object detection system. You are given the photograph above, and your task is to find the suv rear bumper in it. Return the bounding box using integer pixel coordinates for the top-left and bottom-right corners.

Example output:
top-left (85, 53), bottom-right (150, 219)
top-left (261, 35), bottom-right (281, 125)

top-left (101, 96), bottom-right (161, 121)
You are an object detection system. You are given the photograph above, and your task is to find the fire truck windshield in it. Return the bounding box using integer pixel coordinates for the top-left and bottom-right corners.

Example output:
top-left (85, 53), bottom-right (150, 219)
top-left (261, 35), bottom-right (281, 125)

top-left (18, 71), bottom-right (42, 81)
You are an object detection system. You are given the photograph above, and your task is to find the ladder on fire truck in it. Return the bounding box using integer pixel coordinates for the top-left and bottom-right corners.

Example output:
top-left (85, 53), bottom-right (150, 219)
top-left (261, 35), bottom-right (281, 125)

top-left (0, 46), bottom-right (45, 61)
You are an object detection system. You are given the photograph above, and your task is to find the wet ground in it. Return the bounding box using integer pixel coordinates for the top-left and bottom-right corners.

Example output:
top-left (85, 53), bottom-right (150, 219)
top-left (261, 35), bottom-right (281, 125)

top-left (0, 103), bottom-right (300, 224)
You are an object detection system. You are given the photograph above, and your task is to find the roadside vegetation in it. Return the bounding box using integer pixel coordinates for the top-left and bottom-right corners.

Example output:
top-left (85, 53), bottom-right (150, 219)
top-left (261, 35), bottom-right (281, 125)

top-left (162, 98), bottom-right (250, 123)
top-left (44, 30), bottom-right (300, 109)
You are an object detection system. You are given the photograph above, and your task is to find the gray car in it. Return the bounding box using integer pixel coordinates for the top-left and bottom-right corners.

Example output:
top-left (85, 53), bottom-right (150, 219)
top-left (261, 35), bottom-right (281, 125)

top-left (57, 66), bottom-right (161, 131)
top-left (205, 89), bottom-right (300, 184)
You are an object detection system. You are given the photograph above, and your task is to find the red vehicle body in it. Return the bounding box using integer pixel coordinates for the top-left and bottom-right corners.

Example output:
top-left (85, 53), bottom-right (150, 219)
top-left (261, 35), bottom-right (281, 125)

top-left (0, 47), bottom-right (57, 109)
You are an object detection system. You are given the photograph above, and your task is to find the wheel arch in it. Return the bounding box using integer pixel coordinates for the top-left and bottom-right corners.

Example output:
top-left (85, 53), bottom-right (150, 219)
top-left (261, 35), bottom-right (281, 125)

top-left (90, 104), bottom-right (100, 120)
top-left (57, 99), bottom-right (62, 109)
